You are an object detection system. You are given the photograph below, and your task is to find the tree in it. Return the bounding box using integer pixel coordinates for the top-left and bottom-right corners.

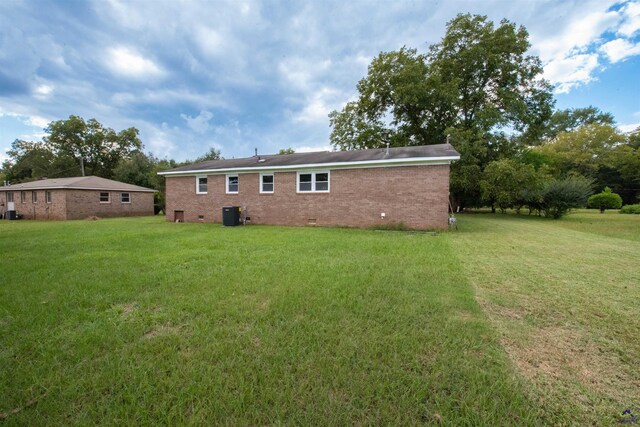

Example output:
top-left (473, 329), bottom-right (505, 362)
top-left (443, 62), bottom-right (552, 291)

top-left (540, 176), bottom-right (592, 219)
top-left (278, 148), bottom-right (296, 155)
top-left (534, 124), bottom-right (626, 179)
top-left (44, 115), bottom-right (142, 178)
top-left (539, 106), bottom-right (615, 142)
top-left (480, 159), bottom-right (540, 213)
top-left (2, 139), bottom-right (79, 183)
top-left (193, 147), bottom-right (222, 163)
top-left (113, 151), bottom-right (156, 189)
top-left (329, 14), bottom-right (554, 207)
top-left (587, 187), bottom-right (623, 213)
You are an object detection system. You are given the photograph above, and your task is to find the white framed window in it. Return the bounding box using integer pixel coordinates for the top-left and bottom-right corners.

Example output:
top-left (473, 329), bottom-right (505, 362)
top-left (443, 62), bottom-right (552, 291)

top-left (297, 171), bottom-right (330, 193)
top-left (32, 191), bottom-right (38, 203)
top-left (21, 191), bottom-right (26, 203)
top-left (260, 173), bottom-right (274, 193)
top-left (45, 191), bottom-right (52, 204)
top-left (100, 192), bottom-right (110, 203)
top-left (196, 175), bottom-right (208, 194)
top-left (121, 192), bottom-right (131, 203)
top-left (7, 192), bottom-right (13, 202)
top-left (226, 174), bottom-right (239, 194)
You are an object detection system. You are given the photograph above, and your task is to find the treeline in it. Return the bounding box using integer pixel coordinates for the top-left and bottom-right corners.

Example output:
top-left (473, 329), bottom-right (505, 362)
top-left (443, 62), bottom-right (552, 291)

top-left (329, 13), bottom-right (640, 215)
top-left (0, 116), bottom-right (222, 213)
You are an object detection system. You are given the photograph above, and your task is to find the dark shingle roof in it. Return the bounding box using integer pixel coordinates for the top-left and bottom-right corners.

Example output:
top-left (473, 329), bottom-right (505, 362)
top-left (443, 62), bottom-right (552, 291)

top-left (0, 176), bottom-right (155, 192)
top-left (160, 143), bottom-right (460, 175)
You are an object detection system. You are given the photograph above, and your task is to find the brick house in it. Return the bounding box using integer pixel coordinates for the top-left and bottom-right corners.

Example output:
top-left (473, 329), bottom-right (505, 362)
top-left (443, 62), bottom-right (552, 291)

top-left (0, 176), bottom-right (155, 220)
top-left (159, 144), bottom-right (460, 229)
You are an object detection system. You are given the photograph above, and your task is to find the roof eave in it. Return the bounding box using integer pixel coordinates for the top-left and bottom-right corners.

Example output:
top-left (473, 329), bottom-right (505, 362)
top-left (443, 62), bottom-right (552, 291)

top-left (157, 156), bottom-right (460, 176)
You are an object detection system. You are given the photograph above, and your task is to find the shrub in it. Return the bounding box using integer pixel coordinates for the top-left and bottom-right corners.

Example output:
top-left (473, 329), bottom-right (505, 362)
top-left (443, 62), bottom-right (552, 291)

top-left (587, 187), bottom-right (623, 213)
top-left (540, 177), bottom-right (592, 219)
top-left (620, 204), bottom-right (640, 214)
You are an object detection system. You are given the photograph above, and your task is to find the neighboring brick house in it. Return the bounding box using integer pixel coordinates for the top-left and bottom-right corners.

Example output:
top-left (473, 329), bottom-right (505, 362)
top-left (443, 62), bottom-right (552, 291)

top-left (159, 144), bottom-right (460, 229)
top-left (0, 176), bottom-right (155, 220)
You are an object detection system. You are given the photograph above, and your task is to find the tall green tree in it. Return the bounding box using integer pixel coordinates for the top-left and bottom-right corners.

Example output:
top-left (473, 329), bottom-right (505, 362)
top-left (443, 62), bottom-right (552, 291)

top-left (539, 106), bottom-right (615, 142)
top-left (329, 14), bottom-right (554, 207)
top-left (480, 159), bottom-right (541, 213)
top-left (2, 139), bottom-right (79, 183)
top-left (193, 147), bottom-right (222, 163)
top-left (44, 115), bottom-right (142, 178)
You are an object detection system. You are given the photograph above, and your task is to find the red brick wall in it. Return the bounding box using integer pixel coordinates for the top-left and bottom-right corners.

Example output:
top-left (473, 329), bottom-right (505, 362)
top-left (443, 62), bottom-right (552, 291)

top-left (1, 189), bottom-right (67, 220)
top-left (165, 165), bottom-right (451, 229)
top-left (65, 190), bottom-right (154, 220)
top-left (0, 189), bottom-right (153, 220)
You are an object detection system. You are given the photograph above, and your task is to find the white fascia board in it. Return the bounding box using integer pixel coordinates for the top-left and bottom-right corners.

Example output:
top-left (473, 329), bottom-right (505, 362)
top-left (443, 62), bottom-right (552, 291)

top-left (0, 186), bottom-right (155, 192)
top-left (157, 156), bottom-right (460, 176)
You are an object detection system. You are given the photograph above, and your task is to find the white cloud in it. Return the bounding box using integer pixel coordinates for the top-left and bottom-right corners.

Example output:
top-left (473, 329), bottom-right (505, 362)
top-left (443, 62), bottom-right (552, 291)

top-left (543, 53), bottom-right (601, 93)
top-left (181, 110), bottom-right (214, 134)
top-left (619, 122), bottom-right (640, 132)
top-left (0, 111), bottom-right (51, 129)
top-left (600, 38), bottom-right (640, 62)
top-left (106, 47), bottom-right (164, 79)
top-left (293, 144), bottom-right (333, 153)
top-left (292, 87), bottom-right (341, 124)
top-left (34, 84), bottom-right (54, 99)
top-left (532, 6), bottom-right (620, 62)
top-left (618, 1), bottom-right (640, 37)
top-left (279, 58), bottom-right (332, 90)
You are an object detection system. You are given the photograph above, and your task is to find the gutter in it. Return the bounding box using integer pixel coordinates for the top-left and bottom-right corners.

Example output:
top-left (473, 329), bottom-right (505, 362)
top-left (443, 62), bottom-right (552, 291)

top-left (158, 155), bottom-right (461, 177)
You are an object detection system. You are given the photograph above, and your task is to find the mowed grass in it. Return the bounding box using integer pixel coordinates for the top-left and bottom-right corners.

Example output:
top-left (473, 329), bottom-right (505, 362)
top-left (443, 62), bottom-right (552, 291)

top-left (1, 212), bottom-right (638, 425)
top-left (451, 210), bottom-right (640, 424)
top-left (1, 217), bottom-right (536, 425)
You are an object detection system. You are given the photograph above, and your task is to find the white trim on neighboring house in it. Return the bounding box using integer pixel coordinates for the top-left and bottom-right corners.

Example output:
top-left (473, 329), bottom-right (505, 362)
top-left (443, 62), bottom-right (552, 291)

top-left (0, 186), bottom-right (155, 192)
top-left (226, 174), bottom-right (239, 194)
top-left (99, 192), bottom-right (110, 203)
top-left (121, 192), bottom-right (131, 204)
top-left (296, 170), bottom-right (330, 193)
top-left (157, 156), bottom-right (459, 176)
top-left (260, 173), bottom-right (274, 194)
top-left (196, 175), bottom-right (208, 194)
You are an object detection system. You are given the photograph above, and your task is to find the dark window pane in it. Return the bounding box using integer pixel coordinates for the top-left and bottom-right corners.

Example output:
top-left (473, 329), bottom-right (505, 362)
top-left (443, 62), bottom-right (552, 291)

top-left (228, 176), bottom-right (238, 192)
top-left (299, 174), bottom-right (312, 183)
top-left (316, 173), bottom-right (328, 182)
top-left (262, 175), bottom-right (273, 184)
top-left (316, 182), bottom-right (328, 191)
top-left (299, 182), bottom-right (312, 191)
top-left (198, 177), bottom-right (207, 192)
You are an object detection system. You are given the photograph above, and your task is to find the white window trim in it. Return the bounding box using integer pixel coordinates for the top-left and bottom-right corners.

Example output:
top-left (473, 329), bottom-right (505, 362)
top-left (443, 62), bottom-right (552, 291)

top-left (226, 174), bottom-right (239, 194)
top-left (121, 192), bottom-right (131, 204)
top-left (45, 191), bottom-right (52, 204)
top-left (296, 170), bottom-right (330, 193)
top-left (32, 191), bottom-right (38, 204)
top-left (99, 192), bottom-right (111, 204)
top-left (260, 173), bottom-right (274, 194)
top-left (196, 175), bottom-right (208, 194)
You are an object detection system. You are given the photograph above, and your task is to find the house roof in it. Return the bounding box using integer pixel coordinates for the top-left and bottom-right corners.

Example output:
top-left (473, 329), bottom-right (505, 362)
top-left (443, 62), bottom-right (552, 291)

top-left (0, 176), bottom-right (155, 192)
top-left (159, 143), bottom-right (460, 176)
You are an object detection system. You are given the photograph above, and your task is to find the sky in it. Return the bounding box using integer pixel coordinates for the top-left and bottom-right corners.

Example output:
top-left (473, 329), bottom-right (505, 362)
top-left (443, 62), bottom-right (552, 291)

top-left (0, 0), bottom-right (639, 163)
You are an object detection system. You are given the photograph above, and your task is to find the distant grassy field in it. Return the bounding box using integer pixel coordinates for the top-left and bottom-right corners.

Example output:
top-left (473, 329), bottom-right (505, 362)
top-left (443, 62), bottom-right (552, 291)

top-left (0, 212), bottom-right (638, 425)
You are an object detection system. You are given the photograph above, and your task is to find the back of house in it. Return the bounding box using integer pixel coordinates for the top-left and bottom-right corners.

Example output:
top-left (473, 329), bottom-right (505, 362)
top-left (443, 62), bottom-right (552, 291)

top-left (159, 144), bottom-right (459, 229)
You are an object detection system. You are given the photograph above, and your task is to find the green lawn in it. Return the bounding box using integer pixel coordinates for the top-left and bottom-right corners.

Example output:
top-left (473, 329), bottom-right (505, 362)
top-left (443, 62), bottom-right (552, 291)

top-left (0, 212), bottom-right (638, 425)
